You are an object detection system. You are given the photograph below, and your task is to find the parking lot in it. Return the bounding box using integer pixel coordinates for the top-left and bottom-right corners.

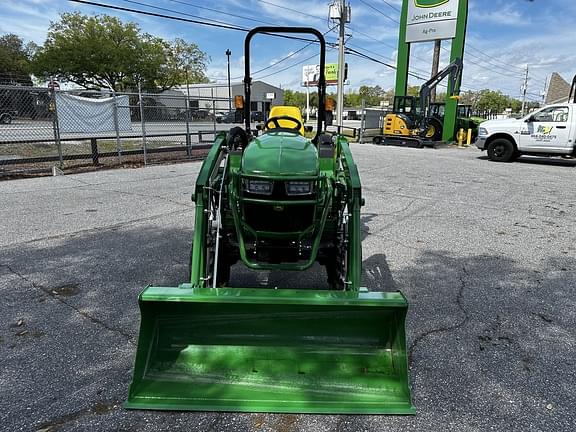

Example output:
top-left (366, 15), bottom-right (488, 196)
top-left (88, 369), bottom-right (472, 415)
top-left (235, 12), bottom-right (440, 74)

top-left (1, 144), bottom-right (575, 431)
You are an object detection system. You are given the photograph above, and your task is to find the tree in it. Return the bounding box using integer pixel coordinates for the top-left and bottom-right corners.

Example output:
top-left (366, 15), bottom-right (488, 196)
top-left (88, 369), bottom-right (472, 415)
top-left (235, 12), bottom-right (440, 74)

top-left (475, 90), bottom-right (512, 114)
top-left (284, 89), bottom-right (315, 109)
top-left (0, 34), bottom-right (37, 85)
top-left (406, 85), bottom-right (420, 97)
top-left (156, 38), bottom-right (209, 89)
top-left (32, 13), bottom-right (208, 91)
top-left (357, 85), bottom-right (387, 106)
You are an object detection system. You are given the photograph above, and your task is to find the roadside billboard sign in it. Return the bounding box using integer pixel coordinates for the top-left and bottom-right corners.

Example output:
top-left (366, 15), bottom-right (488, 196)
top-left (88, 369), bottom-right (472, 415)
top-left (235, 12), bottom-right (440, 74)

top-left (302, 64), bottom-right (339, 86)
top-left (406, 0), bottom-right (460, 43)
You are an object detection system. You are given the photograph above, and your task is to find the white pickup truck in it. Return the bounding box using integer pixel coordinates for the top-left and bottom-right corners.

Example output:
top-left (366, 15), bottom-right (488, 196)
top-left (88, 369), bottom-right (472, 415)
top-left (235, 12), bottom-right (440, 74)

top-left (475, 103), bottom-right (575, 162)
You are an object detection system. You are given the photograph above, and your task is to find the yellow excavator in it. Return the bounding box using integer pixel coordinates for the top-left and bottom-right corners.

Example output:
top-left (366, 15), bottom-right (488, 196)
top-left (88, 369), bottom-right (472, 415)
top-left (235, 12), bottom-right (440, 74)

top-left (374, 58), bottom-right (463, 147)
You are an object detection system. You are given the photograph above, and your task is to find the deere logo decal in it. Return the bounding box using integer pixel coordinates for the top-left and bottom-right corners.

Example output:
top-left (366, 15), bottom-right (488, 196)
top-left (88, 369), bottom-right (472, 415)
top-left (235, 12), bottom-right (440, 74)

top-left (537, 125), bottom-right (553, 135)
top-left (415, 0), bottom-right (450, 7)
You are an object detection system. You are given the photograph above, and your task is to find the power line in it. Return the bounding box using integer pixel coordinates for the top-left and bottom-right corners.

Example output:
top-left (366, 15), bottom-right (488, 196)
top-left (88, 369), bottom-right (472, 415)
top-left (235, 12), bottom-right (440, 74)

top-left (377, 0), bottom-right (401, 14)
top-left (69, 0), bottom-right (345, 87)
top-left (120, 0), bottom-right (245, 28)
top-left (439, 45), bottom-right (526, 80)
top-left (70, 0), bottom-right (326, 44)
top-left (347, 41), bottom-right (431, 77)
top-left (346, 47), bottom-right (427, 80)
top-left (70, 0), bottom-right (248, 31)
top-left (229, 27), bottom-right (337, 80)
top-left (256, 51), bottom-right (328, 80)
top-left (465, 42), bottom-right (527, 72)
top-left (357, 0), bottom-right (399, 24)
top-left (166, 0), bottom-right (274, 26)
top-left (345, 25), bottom-right (440, 75)
top-left (255, 0), bottom-right (326, 22)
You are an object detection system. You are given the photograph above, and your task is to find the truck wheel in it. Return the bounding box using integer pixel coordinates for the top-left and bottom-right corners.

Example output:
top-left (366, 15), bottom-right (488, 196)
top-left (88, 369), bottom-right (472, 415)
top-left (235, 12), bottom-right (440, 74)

top-left (487, 138), bottom-right (516, 162)
top-left (0, 114), bottom-right (11, 124)
top-left (373, 136), bottom-right (382, 145)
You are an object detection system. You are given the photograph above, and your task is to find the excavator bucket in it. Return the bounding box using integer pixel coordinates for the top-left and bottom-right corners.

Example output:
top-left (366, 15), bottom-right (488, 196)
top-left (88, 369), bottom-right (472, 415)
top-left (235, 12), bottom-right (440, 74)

top-left (126, 286), bottom-right (414, 414)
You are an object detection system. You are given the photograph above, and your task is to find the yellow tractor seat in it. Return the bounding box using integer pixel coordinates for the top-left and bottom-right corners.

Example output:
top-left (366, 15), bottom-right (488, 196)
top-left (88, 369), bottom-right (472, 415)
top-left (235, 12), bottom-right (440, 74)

top-left (267, 106), bottom-right (305, 135)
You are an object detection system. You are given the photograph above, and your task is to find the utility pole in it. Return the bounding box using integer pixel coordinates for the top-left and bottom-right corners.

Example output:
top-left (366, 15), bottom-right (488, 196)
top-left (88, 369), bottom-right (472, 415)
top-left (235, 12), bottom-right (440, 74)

top-left (226, 49), bottom-right (232, 111)
top-left (541, 75), bottom-right (548, 107)
top-left (430, 40), bottom-right (441, 102)
top-left (521, 65), bottom-right (529, 116)
top-left (333, 0), bottom-right (349, 127)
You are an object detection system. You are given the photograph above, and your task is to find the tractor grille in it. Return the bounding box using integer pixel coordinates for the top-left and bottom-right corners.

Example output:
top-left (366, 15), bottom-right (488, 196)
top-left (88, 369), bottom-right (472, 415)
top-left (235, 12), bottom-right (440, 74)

top-left (243, 202), bottom-right (315, 232)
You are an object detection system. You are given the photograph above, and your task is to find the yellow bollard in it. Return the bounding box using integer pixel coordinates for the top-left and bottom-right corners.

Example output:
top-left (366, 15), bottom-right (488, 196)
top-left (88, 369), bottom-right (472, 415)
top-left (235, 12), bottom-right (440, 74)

top-left (466, 128), bottom-right (472, 147)
top-left (457, 128), bottom-right (466, 148)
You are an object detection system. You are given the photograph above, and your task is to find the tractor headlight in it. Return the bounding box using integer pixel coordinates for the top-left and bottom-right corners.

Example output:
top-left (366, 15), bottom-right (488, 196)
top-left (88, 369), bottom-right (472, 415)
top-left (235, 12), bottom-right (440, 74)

top-left (478, 127), bottom-right (488, 136)
top-left (285, 181), bottom-right (313, 195)
top-left (244, 179), bottom-right (273, 195)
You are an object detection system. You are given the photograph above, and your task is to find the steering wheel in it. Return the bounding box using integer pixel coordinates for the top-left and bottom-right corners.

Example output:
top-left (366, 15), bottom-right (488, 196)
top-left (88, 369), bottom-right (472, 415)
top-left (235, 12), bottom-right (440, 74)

top-left (264, 115), bottom-right (303, 133)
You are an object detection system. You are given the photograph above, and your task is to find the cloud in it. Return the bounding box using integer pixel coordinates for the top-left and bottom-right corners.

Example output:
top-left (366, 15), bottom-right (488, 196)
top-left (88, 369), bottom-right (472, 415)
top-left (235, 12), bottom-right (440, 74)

top-left (470, 2), bottom-right (531, 27)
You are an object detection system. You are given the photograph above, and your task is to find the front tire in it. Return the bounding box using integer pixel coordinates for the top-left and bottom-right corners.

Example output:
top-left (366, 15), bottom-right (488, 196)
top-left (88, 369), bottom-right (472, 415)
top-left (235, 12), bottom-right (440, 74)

top-left (487, 138), bottom-right (516, 162)
top-left (425, 118), bottom-right (443, 141)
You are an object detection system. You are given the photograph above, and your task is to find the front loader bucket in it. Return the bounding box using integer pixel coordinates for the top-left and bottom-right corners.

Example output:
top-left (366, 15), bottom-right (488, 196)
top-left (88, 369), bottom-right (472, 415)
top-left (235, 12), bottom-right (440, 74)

top-left (126, 286), bottom-right (414, 414)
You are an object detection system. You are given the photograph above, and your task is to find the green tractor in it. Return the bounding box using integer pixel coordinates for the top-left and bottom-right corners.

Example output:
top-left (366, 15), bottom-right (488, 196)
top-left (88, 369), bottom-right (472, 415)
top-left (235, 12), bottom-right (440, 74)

top-left (429, 103), bottom-right (484, 141)
top-left (126, 27), bottom-right (413, 415)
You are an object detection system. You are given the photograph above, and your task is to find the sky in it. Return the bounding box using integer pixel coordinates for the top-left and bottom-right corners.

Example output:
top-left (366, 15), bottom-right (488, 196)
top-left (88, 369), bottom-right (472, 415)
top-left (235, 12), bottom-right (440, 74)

top-left (2, 0), bottom-right (576, 103)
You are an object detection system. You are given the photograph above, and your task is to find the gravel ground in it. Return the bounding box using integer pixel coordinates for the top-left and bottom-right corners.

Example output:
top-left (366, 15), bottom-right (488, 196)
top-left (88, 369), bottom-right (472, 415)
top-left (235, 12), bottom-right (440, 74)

top-left (1, 144), bottom-right (575, 432)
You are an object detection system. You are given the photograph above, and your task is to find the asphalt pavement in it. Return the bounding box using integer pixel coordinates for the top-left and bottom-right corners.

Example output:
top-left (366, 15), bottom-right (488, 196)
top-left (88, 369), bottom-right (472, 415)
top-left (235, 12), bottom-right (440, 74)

top-left (1, 145), bottom-right (575, 431)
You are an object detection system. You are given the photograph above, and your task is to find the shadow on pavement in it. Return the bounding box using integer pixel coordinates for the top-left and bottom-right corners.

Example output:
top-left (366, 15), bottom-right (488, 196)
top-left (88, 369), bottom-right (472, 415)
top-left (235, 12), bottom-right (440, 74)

top-left (1, 225), bottom-right (575, 431)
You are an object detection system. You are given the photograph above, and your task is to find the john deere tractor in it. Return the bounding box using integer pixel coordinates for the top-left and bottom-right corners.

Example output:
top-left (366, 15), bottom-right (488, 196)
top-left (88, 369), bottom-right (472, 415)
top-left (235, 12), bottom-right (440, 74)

top-left (126, 27), bottom-right (413, 415)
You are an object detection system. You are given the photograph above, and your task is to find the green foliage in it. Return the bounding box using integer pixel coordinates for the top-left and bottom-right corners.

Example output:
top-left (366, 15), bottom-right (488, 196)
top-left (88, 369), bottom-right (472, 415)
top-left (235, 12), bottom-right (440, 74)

top-left (475, 89), bottom-right (522, 113)
top-left (0, 34), bottom-right (37, 84)
top-left (32, 13), bottom-right (208, 91)
top-left (358, 85), bottom-right (386, 106)
top-left (284, 89), bottom-right (306, 108)
top-left (158, 38), bottom-right (210, 89)
top-left (282, 85), bottom-right (525, 114)
top-left (406, 85), bottom-right (420, 97)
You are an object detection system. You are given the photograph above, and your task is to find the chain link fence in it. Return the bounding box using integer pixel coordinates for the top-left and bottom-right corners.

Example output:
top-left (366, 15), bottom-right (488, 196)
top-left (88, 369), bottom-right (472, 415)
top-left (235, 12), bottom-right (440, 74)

top-left (0, 84), bottom-right (238, 176)
top-left (358, 104), bottom-right (390, 144)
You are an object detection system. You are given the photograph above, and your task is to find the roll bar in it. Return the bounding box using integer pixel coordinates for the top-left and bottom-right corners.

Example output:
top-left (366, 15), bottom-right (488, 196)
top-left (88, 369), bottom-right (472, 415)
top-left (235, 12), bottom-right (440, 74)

top-left (244, 27), bottom-right (326, 143)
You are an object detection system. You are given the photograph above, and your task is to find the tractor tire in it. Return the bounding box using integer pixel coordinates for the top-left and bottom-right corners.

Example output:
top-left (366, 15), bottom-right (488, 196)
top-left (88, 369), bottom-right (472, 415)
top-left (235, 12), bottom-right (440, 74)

top-left (425, 118), bottom-right (443, 141)
top-left (325, 210), bottom-right (349, 290)
top-left (487, 138), bottom-right (516, 162)
top-left (325, 255), bottom-right (345, 290)
top-left (188, 242), bottom-right (231, 287)
top-left (0, 113), bottom-right (12, 124)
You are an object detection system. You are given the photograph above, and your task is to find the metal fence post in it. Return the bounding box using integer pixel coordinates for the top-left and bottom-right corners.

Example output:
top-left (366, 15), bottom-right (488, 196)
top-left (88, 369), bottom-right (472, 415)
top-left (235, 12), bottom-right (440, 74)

top-left (138, 82), bottom-right (148, 165)
top-left (50, 88), bottom-right (64, 168)
top-left (185, 79), bottom-right (192, 157)
top-left (359, 99), bottom-right (365, 144)
top-left (90, 138), bottom-right (99, 165)
top-left (112, 91), bottom-right (122, 162)
top-left (211, 88), bottom-right (217, 134)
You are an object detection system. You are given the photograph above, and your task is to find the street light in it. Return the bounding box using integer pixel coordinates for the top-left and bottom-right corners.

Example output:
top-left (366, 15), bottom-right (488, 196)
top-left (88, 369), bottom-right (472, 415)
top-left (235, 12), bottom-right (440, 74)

top-left (225, 49), bottom-right (232, 111)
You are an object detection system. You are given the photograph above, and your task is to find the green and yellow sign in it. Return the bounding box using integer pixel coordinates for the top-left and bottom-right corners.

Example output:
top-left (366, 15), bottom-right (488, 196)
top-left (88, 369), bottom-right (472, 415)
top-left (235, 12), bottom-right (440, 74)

top-left (302, 63), bottom-right (339, 86)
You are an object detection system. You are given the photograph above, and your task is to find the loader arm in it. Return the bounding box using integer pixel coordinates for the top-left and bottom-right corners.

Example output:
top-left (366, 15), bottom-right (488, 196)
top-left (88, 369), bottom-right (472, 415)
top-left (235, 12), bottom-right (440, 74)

top-left (190, 132), bottom-right (228, 287)
top-left (336, 137), bottom-right (363, 291)
top-left (419, 58), bottom-right (463, 130)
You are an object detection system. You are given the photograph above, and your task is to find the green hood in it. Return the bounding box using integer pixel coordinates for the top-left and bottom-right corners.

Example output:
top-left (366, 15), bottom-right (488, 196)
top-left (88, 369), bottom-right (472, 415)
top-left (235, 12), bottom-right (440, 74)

top-left (241, 132), bottom-right (318, 177)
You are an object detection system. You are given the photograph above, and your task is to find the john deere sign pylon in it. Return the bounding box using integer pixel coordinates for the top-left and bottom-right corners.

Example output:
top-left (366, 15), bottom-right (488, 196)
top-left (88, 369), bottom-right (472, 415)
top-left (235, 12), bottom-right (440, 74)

top-left (395, 0), bottom-right (469, 142)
